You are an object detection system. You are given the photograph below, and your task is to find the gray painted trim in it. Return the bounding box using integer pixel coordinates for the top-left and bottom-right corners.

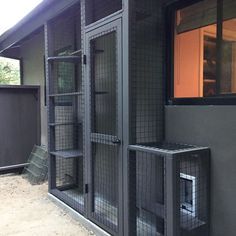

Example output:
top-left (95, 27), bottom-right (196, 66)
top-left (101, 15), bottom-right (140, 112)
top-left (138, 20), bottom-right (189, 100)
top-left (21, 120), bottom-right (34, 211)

top-left (0, 0), bottom-right (80, 53)
top-left (122, 0), bottom-right (130, 235)
top-left (48, 193), bottom-right (110, 236)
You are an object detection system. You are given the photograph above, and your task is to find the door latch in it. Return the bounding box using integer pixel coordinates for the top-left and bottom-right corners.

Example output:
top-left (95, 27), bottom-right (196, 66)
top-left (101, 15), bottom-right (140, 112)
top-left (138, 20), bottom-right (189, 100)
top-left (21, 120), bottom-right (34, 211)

top-left (112, 139), bottom-right (121, 145)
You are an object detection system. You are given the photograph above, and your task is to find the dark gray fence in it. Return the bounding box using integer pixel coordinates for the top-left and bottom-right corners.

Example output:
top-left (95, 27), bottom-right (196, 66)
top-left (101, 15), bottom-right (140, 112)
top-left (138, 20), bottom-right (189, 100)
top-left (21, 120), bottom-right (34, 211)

top-left (0, 85), bottom-right (40, 172)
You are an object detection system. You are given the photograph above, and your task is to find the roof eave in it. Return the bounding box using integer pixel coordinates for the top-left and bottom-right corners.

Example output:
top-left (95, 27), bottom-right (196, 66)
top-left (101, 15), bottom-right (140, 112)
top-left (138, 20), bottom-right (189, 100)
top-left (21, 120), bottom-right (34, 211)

top-left (0, 0), bottom-right (80, 53)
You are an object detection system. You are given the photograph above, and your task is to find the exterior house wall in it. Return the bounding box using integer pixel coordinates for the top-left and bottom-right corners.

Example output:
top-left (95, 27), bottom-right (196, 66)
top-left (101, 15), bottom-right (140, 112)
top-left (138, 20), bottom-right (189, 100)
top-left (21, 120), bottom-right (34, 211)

top-left (20, 30), bottom-right (47, 146)
top-left (161, 1), bottom-right (236, 235)
top-left (165, 106), bottom-right (236, 236)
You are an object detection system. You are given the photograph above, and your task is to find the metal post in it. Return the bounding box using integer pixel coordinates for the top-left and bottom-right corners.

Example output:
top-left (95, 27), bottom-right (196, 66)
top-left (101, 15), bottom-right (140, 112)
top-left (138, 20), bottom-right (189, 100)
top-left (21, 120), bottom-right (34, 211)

top-left (166, 154), bottom-right (180, 236)
top-left (44, 22), bottom-right (56, 191)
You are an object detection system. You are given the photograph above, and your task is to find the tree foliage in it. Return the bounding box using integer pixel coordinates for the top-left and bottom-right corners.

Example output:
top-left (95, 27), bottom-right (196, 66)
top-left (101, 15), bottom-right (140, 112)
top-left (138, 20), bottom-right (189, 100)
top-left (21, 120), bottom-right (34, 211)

top-left (0, 57), bottom-right (20, 85)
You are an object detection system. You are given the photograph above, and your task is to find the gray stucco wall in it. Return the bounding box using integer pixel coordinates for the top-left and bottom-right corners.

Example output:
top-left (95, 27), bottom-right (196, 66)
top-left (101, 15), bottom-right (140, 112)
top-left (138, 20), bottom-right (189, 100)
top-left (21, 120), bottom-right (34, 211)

top-left (165, 105), bottom-right (236, 236)
top-left (20, 30), bottom-right (47, 146)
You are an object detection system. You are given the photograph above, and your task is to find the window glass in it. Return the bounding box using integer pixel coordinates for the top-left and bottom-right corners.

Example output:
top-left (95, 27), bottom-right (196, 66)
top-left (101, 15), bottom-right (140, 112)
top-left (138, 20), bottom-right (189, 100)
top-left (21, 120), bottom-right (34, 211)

top-left (221, 1), bottom-right (236, 94)
top-left (173, 0), bottom-right (236, 99)
top-left (0, 57), bottom-right (21, 85)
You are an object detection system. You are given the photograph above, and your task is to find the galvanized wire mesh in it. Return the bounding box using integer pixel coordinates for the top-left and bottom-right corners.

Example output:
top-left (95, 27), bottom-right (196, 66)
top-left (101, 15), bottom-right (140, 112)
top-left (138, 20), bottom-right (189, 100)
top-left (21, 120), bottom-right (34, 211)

top-left (85, 0), bottom-right (122, 25)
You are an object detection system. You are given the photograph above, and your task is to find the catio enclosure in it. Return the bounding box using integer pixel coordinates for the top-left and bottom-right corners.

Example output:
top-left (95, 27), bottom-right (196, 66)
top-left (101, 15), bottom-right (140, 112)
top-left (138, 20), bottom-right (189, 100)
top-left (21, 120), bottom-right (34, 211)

top-left (44, 0), bottom-right (211, 235)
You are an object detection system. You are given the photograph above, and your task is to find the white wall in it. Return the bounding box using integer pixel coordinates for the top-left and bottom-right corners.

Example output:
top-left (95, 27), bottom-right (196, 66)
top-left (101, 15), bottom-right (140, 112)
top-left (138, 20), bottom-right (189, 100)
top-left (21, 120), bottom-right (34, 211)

top-left (20, 29), bottom-right (47, 147)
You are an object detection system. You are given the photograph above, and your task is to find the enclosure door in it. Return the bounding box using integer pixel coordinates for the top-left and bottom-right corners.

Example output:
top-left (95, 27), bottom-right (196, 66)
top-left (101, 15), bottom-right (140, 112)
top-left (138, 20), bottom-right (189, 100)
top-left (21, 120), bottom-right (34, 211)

top-left (85, 19), bottom-right (122, 235)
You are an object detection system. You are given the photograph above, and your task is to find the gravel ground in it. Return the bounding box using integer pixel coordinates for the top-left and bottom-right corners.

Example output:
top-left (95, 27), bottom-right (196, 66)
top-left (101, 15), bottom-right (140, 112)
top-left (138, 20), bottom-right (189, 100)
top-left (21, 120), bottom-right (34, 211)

top-left (0, 173), bottom-right (94, 236)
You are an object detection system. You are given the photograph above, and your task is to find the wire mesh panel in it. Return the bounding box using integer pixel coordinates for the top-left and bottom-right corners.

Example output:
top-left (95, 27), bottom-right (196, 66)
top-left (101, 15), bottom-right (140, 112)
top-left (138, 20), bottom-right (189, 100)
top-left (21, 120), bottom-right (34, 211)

top-left (49, 4), bottom-right (81, 56)
top-left (46, 2), bottom-right (85, 214)
top-left (90, 32), bottom-right (117, 136)
top-left (86, 21), bottom-right (122, 234)
top-left (128, 144), bottom-right (210, 236)
top-left (178, 153), bottom-right (209, 236)
top-left (50, 95), bottom-right (83, 152)
top-left (92, 143), bottom-right (119, 231)
top-left (129, 150), bottom-right (165, 236)
top-left (85, 0), bottom-right (122, 25)
top-left (50, 61), bottom-right (82, 95)
top-left (90, 32), bottom-right (119, 230)
top-left (130, 0), bottom-right (164, 145)
top-left (54, 154), bottom-right (84, 212)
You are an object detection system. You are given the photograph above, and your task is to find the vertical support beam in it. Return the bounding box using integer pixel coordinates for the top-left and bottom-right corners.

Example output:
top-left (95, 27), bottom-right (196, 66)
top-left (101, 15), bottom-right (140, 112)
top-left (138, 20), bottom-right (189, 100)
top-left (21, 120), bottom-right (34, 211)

top-left (204, 149), bottom-right (211, 236)
top-left (80, 0), bottom-right (90, 219)
top-left (166, 154), bottom-right (180, 236)
top-left (44, 22), bottom-right (56, 190)
top-left (20, 58), bottom-right (24, 85)
top-left (122, 0), bottom-right (131, 235)
top-left (128, 151), bottom-right (137, 235)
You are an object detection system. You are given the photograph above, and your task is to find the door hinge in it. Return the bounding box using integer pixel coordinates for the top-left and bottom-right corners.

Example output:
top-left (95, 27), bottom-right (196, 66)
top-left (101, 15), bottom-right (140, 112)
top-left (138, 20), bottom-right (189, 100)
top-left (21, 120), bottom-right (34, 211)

top-left (85, 184), bottom-right (89, 194)
top-left (83, 55), bottom-right (87, 65)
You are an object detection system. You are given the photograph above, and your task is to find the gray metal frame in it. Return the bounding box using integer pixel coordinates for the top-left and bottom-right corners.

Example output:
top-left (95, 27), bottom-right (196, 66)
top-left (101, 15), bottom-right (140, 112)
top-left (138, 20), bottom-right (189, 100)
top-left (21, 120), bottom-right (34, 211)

top-left (43, 1), bottom-right (211, 235)
top-left (45, 21), bottom-right (55, 191)
top-left (84, 18), bottom-right (123, 236)
top-left (45, 3), bottom-right (85, 213)
top-left (128, 144), bottom-right (210, 236)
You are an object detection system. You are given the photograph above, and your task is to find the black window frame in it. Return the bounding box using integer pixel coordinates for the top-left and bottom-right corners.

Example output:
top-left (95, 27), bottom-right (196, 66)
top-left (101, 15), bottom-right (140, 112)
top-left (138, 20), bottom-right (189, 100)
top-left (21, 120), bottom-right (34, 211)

top-left (166, 0), bottom-right (236, 105)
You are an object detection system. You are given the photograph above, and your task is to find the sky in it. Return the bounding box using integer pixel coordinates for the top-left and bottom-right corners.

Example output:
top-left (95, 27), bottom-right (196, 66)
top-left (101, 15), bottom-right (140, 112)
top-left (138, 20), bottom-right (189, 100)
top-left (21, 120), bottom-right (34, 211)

top-left (0, 0), bottom-right (43, 35)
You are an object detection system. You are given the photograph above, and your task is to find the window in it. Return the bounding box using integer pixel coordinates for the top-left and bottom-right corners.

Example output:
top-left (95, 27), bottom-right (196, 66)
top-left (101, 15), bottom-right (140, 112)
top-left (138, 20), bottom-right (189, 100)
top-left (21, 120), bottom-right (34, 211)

top-left (0, 57), bottom-right (21, 85)
top-left (169, 0), bottom-right (236, 104)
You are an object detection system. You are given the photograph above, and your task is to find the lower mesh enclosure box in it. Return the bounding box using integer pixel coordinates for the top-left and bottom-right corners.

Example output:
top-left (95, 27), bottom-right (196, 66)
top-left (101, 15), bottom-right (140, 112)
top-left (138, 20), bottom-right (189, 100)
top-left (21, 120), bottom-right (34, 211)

top-left (128, 143), bottom-right (210, 236)
top-left (51, 154), bottom-right (84, 212)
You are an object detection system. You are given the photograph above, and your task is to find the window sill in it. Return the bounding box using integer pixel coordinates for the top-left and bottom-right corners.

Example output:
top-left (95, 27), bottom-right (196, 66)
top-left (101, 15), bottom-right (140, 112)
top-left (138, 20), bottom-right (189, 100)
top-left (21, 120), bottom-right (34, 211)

top-left (168, 97), bottom-right (236, 105)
